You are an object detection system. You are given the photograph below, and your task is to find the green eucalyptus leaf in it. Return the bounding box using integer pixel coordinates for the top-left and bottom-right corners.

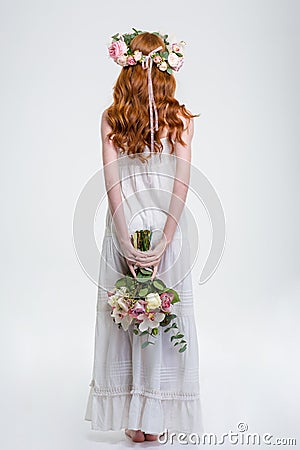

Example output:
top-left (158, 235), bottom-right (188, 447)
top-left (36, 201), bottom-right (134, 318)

top-left (141, 341), bottom-right (154, 348)
top-left (168, 314), bottom-right (177, 320)
top-left (139, 330), bottom-right (149, 336)
top-left (153, 279), bottom-right (166, 290)
top-left (140, 268), bottom-right (153, 275)
top-left (141, 341), bottom-right (150, 348)
top-left (166, 289), bottom-right (180, 304)
top-left (115, 278), bottom-right (128, 288)
top-left (139, 287), bottom-right (149, 297)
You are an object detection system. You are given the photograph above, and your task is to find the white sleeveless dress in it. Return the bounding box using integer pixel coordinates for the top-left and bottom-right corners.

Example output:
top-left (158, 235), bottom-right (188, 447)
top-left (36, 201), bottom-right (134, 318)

top-left (84, 137), bottom-right (204, 435)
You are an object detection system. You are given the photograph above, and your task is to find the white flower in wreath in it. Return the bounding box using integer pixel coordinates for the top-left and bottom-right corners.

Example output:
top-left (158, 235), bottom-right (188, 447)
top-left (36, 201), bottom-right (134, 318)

top-left (133, 50), bottom-right (143, 61)
top-left (171, 41), bottom-right (186, 53)
top-left (116, 55), bottom-right (128, 66)
top-left (158, 61), bottom-right (168, 71)
top-left (168, 52), bottom-right (180, 68)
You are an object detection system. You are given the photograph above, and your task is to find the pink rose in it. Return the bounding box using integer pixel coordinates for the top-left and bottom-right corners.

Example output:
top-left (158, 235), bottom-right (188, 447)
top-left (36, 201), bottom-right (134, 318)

top-left (173, 57), bottom-right (184, 71)
top-left (108, 40), bottom-right (127, 60)
top-left (160, 292), bottom-right (174, 311)
top-left (127, 55), bottom-right (137, 65)
top-left (153, 55), bottom-right (162, 64)
top-left (168, 52), bottom-right (184, 71)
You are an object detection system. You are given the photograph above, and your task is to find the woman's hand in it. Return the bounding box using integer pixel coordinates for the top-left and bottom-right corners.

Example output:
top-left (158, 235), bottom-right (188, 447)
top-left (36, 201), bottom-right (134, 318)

top-left (134, 236), bottom-right (169, 281)
top-left (119, 237), bottom-right (154, 279)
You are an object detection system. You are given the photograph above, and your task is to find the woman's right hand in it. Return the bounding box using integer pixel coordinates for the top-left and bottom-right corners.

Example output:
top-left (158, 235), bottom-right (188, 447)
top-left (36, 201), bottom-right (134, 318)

top-left (133, 236), bottom-right (169, 280)
top-left (119, 237), bottom-right (154, 279)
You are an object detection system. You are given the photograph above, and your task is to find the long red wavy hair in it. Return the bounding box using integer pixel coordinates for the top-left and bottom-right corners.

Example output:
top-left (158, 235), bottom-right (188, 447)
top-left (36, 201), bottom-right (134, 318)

top-left (106, 32), bottom-right (199, 162)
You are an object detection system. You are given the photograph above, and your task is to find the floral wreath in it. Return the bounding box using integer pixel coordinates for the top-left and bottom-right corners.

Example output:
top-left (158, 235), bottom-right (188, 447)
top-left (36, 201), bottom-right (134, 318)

top-left (108, 28), bottom-right (186, 74)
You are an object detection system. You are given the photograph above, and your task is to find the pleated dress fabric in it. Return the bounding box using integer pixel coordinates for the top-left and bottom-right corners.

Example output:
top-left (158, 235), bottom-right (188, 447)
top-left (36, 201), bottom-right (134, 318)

top-left (84, 137), bottom-right (204, 435)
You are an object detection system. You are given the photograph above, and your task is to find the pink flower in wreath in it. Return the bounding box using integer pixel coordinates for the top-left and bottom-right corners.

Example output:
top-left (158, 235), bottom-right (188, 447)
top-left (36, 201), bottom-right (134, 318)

top-left (160, 292), bottom-right (174, 311)
top-left (168, 52), bottom-right (184, 71)
top-left (127, 55), bottom-right (137, 65)
top-left (108, 40), bottom-right (127, 60)
top-left (153, 55), bottom-right (162, 64)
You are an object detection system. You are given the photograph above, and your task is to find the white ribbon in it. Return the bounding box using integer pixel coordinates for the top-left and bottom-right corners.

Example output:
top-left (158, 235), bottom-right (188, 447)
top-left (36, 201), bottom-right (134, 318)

top-left (142, 46), bottom-right (163, 153)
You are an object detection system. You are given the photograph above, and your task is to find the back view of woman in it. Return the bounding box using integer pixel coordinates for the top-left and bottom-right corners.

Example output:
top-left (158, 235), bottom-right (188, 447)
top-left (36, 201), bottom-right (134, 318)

top-left (84, 29), bottom-right (204, 442)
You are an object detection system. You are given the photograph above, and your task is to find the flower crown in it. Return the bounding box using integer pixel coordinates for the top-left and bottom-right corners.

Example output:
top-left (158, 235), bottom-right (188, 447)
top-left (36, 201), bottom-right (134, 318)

top-left (108, 28), bottom-right (186, 74)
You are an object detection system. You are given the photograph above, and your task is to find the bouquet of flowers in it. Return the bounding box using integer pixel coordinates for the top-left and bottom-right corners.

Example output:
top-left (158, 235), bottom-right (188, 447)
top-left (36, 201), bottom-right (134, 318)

top-left (107, 230), bottom-right (187, 352)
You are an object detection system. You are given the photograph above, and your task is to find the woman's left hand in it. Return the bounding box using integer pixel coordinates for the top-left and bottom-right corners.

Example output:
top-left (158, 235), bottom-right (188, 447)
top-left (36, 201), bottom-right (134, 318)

top-left (134, 237), bottom-right (168, 280)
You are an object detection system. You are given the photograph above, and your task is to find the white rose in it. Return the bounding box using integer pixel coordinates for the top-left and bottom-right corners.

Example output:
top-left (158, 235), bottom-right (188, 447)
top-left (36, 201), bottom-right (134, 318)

top-left (168, 52), bottom-right (179, 68)
top-left (158, 61), bottom-right (168, 71)
top-left (134, 50), bottom-right (143, 61)
top-left (146, 292), bottom-right (161, 310)
top-left (116, 55), bottom-right (128, 66)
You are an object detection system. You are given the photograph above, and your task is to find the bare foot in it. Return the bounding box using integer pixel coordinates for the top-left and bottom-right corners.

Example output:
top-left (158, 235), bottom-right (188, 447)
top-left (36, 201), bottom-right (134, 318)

top-left (125, 428), bottom-right (145, 442)
top-left (144, 433), bottom-right (158, 441)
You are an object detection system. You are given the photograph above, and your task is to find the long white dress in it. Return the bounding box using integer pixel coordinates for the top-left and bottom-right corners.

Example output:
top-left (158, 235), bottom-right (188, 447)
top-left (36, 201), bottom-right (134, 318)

top-left (84, 137), bottom-right (204, 435)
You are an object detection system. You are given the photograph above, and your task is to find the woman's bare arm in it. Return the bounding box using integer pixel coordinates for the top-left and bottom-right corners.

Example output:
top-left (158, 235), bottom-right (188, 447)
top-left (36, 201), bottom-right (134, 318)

top-left (163, 117), bottom-right (193, 245)
top-left (101, 111), bottom-right (151, 277)
top-left (133, 117), bottom-right (194, 277)
top-left (101, 111), bottom-right (130, 245)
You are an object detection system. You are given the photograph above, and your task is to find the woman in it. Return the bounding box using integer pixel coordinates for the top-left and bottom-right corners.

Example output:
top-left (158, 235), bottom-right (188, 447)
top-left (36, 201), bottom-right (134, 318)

top-left (84, 29), bottom-right (204, 442)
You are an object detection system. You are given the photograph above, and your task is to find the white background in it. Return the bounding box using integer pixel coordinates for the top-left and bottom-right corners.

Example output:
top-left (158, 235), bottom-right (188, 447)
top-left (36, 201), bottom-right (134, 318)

top-left (1, 0), bottom-right (299, 449)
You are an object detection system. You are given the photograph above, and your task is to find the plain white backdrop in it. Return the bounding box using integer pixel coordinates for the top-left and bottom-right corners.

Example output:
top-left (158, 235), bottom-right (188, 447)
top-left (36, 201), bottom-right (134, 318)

top-left (1, 0), bottom-right (299, 449)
